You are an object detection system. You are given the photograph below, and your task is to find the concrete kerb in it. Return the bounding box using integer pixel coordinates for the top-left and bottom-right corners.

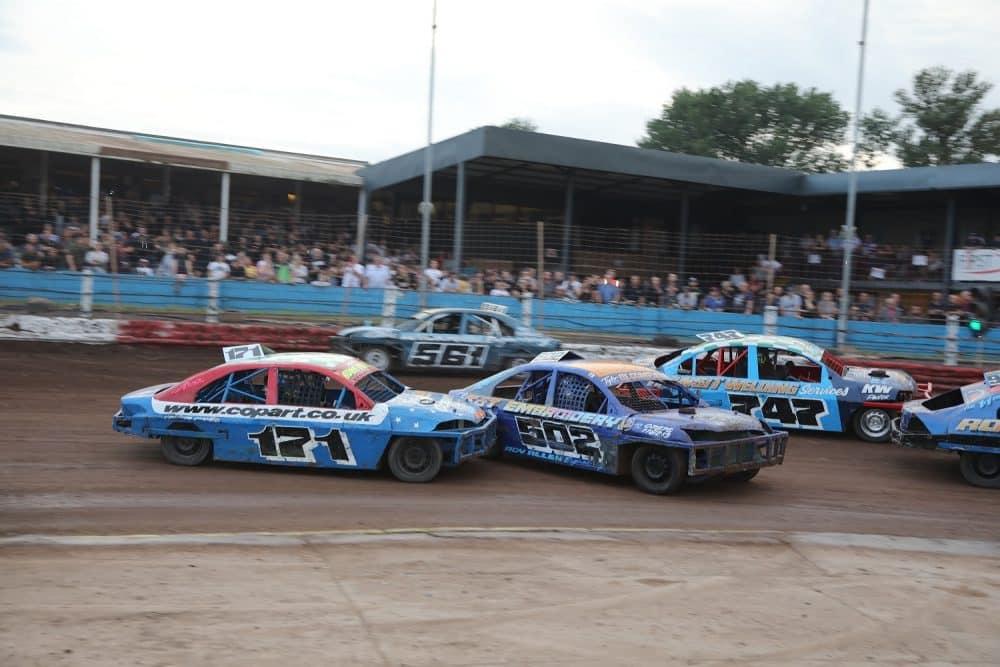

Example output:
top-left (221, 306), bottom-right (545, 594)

top-left (2, 527), bottom-right (997, 557)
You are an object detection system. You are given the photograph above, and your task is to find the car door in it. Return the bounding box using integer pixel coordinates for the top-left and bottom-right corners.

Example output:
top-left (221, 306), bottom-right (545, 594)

top-left (510, 370), bottom-right (609, 471)
top-left (741, 346), bottom-right (839, 431)
top-left (404, 312), bottom-right (485, 369)
top-left (682, 344), bottom-right (746, 409)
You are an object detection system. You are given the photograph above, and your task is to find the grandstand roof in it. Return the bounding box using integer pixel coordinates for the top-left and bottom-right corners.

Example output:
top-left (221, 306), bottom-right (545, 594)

top-left (360, 126), bottom-right (1000, 198)
top-left (0, 115), bottom-right (365, 186)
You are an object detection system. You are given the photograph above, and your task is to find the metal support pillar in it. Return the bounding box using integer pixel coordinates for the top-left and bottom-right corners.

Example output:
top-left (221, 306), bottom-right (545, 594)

top-left (219, 172), bottom-right (231, 243)
top-left (355, 187), bottom-right (369, 261)
top-left (678, 193), bottom-right (690, 279)
top-left (88, 157), bottom-right (100, 241)
top-left (561, 177), bottom-right (574, 274)
top-left (943, 196), bottom-right (956, 293)
top-left (293, 181), bottom-right (302, 225)
top-left (162, 165), bottom-right (171, 201)
top-left (39, 151), bottom-right (49, 217)
top-left (453, 161), bottom-right (465, 272)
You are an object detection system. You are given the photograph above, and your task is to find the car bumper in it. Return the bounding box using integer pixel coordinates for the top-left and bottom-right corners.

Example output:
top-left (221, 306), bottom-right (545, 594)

top-left (329, 336), bottom-right (357, 355)
top-left (688, 431), bottom-right (788, 476)
top-left (441, 415), bottom-right (498, 465)
top-left (890, 417), bottom-right (937, 450)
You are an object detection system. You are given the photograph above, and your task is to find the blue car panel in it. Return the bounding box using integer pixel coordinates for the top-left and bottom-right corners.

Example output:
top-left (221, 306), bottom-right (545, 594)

top-left (113, 349), bottom-right (496, 482)
top-left (654, 332), bottom-right (924, 442)
top-left (892, 370), bottom-right (1000, 488)
top-left (332, 305), bottom-right (560, 372)
top-left (451, 351), bottom-right (788, 494)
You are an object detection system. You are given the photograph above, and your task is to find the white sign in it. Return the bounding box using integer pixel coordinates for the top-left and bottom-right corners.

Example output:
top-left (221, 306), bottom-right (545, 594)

top-left (953, 248), bottom-right (1000, 282)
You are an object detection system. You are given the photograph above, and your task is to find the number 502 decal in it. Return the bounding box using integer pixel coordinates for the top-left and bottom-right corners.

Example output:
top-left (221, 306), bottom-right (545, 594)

top-left (514, 416), bottom-right (600, 459)
top-left (728, 394), bottom-right (829, 428)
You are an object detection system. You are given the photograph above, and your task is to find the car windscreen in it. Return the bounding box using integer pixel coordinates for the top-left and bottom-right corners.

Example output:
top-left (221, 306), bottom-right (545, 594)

top-left (354, 371), bottom-right (406, 403)
top-left (609, 378), bottom-right (699, 412)
top-left (396, 316), bottom-right (428, 332)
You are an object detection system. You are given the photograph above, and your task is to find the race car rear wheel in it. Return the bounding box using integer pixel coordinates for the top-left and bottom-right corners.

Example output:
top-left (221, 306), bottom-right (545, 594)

top-left (959, 452), bottom-right (1000, 489)
top-left (387, 438), bottom-right (443, 483)
top-left (727, 469), bottom-right (759, 483)
top-left (161, 436), bottom-right (212, 466)
top-left (853, 407), bottom-right (892, 442)
top-left (630, 445), bottom-right (686, 495)
top-left (361, 346), bottom-right (392, 371)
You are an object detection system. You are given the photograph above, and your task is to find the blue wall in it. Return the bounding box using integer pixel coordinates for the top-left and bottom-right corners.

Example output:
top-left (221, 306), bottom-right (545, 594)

top-left (1, 269), bottom-right (997, 361)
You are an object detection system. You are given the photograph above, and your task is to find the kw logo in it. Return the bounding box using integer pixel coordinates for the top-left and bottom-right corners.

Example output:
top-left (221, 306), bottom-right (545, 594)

top-left (862, 384), bottom-right (893, 395)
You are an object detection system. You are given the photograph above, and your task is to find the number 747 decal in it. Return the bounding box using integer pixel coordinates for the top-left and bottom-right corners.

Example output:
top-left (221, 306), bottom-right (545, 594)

top-left (728, 394), bottom-right (829, 428)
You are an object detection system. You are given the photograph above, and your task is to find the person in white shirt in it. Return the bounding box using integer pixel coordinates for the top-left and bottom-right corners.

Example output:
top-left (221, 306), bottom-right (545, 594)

top-left (290, 254), bottom-right (309, 284)
top-left (206, 254), bottom-right (231, 280)
top-left (364, 256), bottom-right (392, 289)
top-left (489, 281), bottom-right (510, 297)
top-left (84, 242), bottom-right (110, 273)
top-left (439, 272), bottom-right (460, 293)
top-left (341, 255), bottom-right (365, 288)
top-left (423, 259), bottom-right (444, 290)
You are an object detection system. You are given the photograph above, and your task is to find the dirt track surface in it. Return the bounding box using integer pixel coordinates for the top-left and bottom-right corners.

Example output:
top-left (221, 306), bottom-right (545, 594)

top-left (1, 342), bottom-right (997, 540)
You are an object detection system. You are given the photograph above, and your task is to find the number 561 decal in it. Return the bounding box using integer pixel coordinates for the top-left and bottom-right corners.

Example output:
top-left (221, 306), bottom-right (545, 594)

top-left (728, 394), bottom-right (829, 428)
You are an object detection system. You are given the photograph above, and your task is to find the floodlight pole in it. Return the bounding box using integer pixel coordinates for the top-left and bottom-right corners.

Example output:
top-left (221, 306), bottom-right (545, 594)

top-left (418, 0), bottom-right (438, 300)
top-left (837, 0), bottom-right (870, 348)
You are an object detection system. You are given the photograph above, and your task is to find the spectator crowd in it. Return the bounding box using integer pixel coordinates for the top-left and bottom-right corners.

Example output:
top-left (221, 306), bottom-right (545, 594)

top-left (1, 193), bottom-right (996, 326)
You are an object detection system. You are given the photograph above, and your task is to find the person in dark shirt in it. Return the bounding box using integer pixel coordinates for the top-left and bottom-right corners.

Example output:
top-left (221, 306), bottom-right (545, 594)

top-left (622, 275), bottom-right (643, 304)
top-left (18, 242), bottom-right (43, 270)
top-left (926, 291), bottom-right (947, 323)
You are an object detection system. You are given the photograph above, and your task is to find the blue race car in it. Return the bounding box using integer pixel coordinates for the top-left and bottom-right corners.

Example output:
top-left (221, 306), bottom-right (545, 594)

top-left (331, 303), bottom-right (559, 373)
top-left (113, 344), bottom-right (496, 483)
top-left (450, 351), bottom-right (788, 494)
top-left (892, 370), bottom-right (1000, 489)
top-left (653, 331), bottom-right (929, 442)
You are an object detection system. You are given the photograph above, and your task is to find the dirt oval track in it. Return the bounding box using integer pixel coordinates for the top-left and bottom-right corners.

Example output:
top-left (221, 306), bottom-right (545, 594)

top-left (0, 342), bottom-right (997, 540)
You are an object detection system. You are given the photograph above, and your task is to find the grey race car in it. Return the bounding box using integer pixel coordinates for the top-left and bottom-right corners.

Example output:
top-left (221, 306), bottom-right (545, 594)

top-left (330, 304), bottom-right (560, 373)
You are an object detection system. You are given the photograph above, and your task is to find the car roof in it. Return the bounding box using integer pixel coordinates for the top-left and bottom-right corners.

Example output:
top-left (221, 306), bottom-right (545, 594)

top-left (224, 352), bottom-right (370, 373)
top-left (413, 307), bottom-right (519, 322)
top-left (684, 334), bottom-right (827, 358)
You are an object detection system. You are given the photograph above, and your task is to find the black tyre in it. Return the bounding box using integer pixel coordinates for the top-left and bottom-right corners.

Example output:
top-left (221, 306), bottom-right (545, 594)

top-left (727, 468), bottom-right (759, 483)
top-left (161, 436), bottom-right (212, 466)
top-left (361, 346), bottom-right (392, 371)
top-left (853, 407), bottom-right (893, 442)
top-left (959, 452), bottom-right (1000, 489)
top-left (630, 445), bottom-right (687, 495)
top-left (387, 438), bottom-right (443, 483)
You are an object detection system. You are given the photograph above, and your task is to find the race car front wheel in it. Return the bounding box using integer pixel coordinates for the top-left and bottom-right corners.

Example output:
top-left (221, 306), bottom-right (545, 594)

top-left (853, 407), bottom-right (892, 442)
top-left (387, 438), bottom-right (443, 483)
top-left (630, 445), bottom-right (686, 495)
top-left (161, 436), bottom-right (212, 466)
top-left (361, 346), bottom-right (392, 371)
top-left (959, 452), bottom-right (1000, 489)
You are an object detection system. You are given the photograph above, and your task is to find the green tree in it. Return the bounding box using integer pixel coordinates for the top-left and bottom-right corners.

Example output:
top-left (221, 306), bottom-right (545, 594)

top-left (638, 80), bottom-right (849, 172)
top-left (500, 117), bottom-right (538, 132)
top-left (863, 66), bottom-right (1000, 166)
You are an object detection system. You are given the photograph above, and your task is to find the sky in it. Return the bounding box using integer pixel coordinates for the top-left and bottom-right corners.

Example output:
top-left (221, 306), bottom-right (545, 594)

top-left (1, 0), bottom-right (999, 164)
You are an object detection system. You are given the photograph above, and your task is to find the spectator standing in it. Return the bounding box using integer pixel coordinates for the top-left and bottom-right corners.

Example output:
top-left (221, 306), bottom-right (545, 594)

top-left (776, 286), bottom-right (802, 317)
top-left (701, 287), bottom-right (726, 311)
top-left (853, 292), bottom-right (874, 320)
top-left (290, 254), bottom-right (309, 284)
top-left (364, 256), bottom-right (392, 289)
top-left (341, 255), bottom-right (365, 288)
top-left (256, 252), bottom-right (276, 282)
top-left (18, 240), bottom-right (43, 270)
top-left (926, 292), bottom-right (948, 323)
top-left (644, 276), bottom-right (665, 306)
top-left (799, 284), bottom-right (818, 318)
top-left (622, 275), bottom-right (643, 304)
top-left (880, 293), bottom-right (902, 322)
top-left (84, 242), bottom-right (109, 273)
top-left (817, 291), bottom-right (837, 319)
top-left (207, 254), bottom-right (231, 280)
top-left (596, 270), bottom-right (620, 304)
top-left (423, 259), bottom-right (444, 290)
top-left (439, 272), bottom-right (460, 293)
top-left (676, 285), bottom-right (698, 310)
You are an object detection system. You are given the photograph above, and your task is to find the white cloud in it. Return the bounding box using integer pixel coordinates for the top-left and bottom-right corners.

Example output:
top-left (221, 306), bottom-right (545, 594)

top-left (1, 0), bottom-right (998, 162)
